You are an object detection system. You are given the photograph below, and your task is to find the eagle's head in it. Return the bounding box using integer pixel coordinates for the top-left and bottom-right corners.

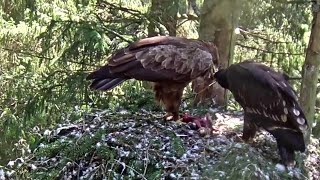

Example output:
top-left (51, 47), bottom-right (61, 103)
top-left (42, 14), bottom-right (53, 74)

top-left (214, 69), bottom-right (229, 89)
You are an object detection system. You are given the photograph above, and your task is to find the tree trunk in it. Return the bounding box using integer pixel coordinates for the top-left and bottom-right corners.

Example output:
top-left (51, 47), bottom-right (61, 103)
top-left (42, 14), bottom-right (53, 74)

top-left (193, 0), bottom-right (242, 106)
top-left (188, 0), bottom-right (200, 17)
top-left (299, 1), bottom-right (320, 142)
top-left (148, 0), bottom-right (179, 36)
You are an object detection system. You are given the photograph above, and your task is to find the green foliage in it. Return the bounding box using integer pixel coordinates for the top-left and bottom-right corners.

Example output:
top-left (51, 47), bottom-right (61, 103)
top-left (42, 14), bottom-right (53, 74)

top-left (203, 143), bottom-right (308, 180)
top-left (13, 113), bottom-right (173, 179)
top-left (0, 0), bottom-right (155, 164)
top-left (11, 112), bottom-right (315, 179)
top-left (0, 0), bottom-right (319, 168)
top-left (165, 130), bottom-right (186, 157)
top-left (237, 0), bottom-right (311, 84)
top-left (225, 0), bottom-right (313, 112)
top-left (24, 130), bottom-right (117, 179)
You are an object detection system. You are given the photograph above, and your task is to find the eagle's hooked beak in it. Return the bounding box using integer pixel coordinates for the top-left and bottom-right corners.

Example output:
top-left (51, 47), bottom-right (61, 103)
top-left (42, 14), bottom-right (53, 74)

top-left (217, 64), bottom-right (224, 71)
top-left (212, 64), bottom-right (220, 74)
top-left (212, 64), bottom-right (223, 80)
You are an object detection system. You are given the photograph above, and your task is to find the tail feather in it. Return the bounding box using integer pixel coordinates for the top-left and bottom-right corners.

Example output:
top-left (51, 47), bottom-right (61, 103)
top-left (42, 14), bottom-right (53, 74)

top-left (90, 78), bottom-right (126, 90)
top-left (87, 66), bottom-right (126, 91)
top-left (86, 66), bottom-right (111, 80)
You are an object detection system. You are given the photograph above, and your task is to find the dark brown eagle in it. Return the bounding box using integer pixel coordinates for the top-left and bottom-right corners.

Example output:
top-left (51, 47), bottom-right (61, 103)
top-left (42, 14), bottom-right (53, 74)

top-left (87, 36), bottom-right (219, 120)
top-left (214, 60), bottom-right (308, 167)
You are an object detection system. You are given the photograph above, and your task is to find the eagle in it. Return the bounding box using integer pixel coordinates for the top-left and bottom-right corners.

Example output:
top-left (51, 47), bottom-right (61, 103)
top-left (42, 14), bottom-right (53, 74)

top-left (214, 60), bottom-right (308, 167)
top-left (87, 36), bottom-right (219, 120)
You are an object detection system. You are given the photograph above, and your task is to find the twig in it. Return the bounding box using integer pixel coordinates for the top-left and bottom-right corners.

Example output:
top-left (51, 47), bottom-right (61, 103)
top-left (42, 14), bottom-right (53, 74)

top-left (142, 143), bottom-right (150, 177)
top-left (95, 14), bottom-right (133, 43)
top-left (176, 15), bottom-right (199, 28)
top-left (237, 28), bottom-right (292, 44)
top-left (273, 0), bottom-right (313, 4)
top-left (288, 76), bottom-right (320, 83)
top-left (1, 47), bottom-right (52, 60)
top-left (236, 43), bottom-right (304, 56)
top-left (108, 158), bottom-right (117, 178)
top-left (97, 1), bottom-right (142, 16)
top-left (1, 47), bottom-right (98, 67)
top-left (114, 159), bottom-right (148, 180)
top-left (183, 81), bottom-right (217, 101)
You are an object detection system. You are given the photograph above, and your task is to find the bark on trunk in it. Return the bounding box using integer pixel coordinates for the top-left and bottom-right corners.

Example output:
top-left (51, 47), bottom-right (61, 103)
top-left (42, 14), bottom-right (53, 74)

top-left (148, 0), bottom-right (179, 36)
top-left (193, 0), bottom-right (241, 106)
top-left (299, 1), bottom-right (320, 142)
top-left (188, 0), bottom-right (200, 17)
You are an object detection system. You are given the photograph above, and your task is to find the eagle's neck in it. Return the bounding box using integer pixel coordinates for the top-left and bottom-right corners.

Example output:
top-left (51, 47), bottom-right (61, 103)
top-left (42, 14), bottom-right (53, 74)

top-left (214, 69), bottom-right (229, 89)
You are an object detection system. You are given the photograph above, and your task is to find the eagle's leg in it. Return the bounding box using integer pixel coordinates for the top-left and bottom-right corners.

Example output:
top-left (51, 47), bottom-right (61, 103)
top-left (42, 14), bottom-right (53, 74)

top-left (164, 112), bottom-right (179, 121)
top-left (266, 128), bottom-right (305, 167)
top-left (163, 93), bottom-right (181, 121)
top-left (277, 144), bottom-right (295, 167)
top-left (154, 83), bottom-right (184, 121)
top-left (242, 113), bottom-right (258, 143)
top-left (163, 89), bottom-right (184, 121)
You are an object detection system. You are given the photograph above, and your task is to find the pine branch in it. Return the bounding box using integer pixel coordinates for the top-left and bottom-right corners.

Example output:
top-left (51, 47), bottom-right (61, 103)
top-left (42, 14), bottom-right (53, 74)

top-left (94, 14), bottom-right (133, 43)
top-left (1, 47), bottom-right (51, 60)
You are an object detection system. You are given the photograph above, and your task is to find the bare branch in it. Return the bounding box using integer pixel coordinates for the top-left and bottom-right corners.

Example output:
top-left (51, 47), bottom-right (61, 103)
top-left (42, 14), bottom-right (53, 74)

top-left (97, 1), bottom-right (142, 16)
top-left (272, 0), bottom-right (313, 4)
top-left (237, 27), bottom-right (293, 44)
top-left (236, 43), bottom-right (304, 56)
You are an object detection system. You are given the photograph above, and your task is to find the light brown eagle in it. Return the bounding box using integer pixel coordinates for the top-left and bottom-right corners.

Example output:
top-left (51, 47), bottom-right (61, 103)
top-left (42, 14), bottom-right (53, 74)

top-left (87, 36), bottom-right (219, 120)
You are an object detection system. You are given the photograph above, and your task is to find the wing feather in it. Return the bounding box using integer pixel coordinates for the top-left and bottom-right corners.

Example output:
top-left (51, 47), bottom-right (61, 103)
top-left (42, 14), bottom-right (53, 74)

top-left (105, 36), bottom-right (218, 82)
top-left (227, 61), bottom-right (308, 132)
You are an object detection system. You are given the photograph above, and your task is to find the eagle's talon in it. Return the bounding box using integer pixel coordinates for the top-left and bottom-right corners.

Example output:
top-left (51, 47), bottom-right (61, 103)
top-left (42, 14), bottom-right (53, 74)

top-left (285, 161), bottom-right (296, 169)
top-left (242, 136), bottom-right (254, 144)
top-left (165, 115), bottom-right (174, 121)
